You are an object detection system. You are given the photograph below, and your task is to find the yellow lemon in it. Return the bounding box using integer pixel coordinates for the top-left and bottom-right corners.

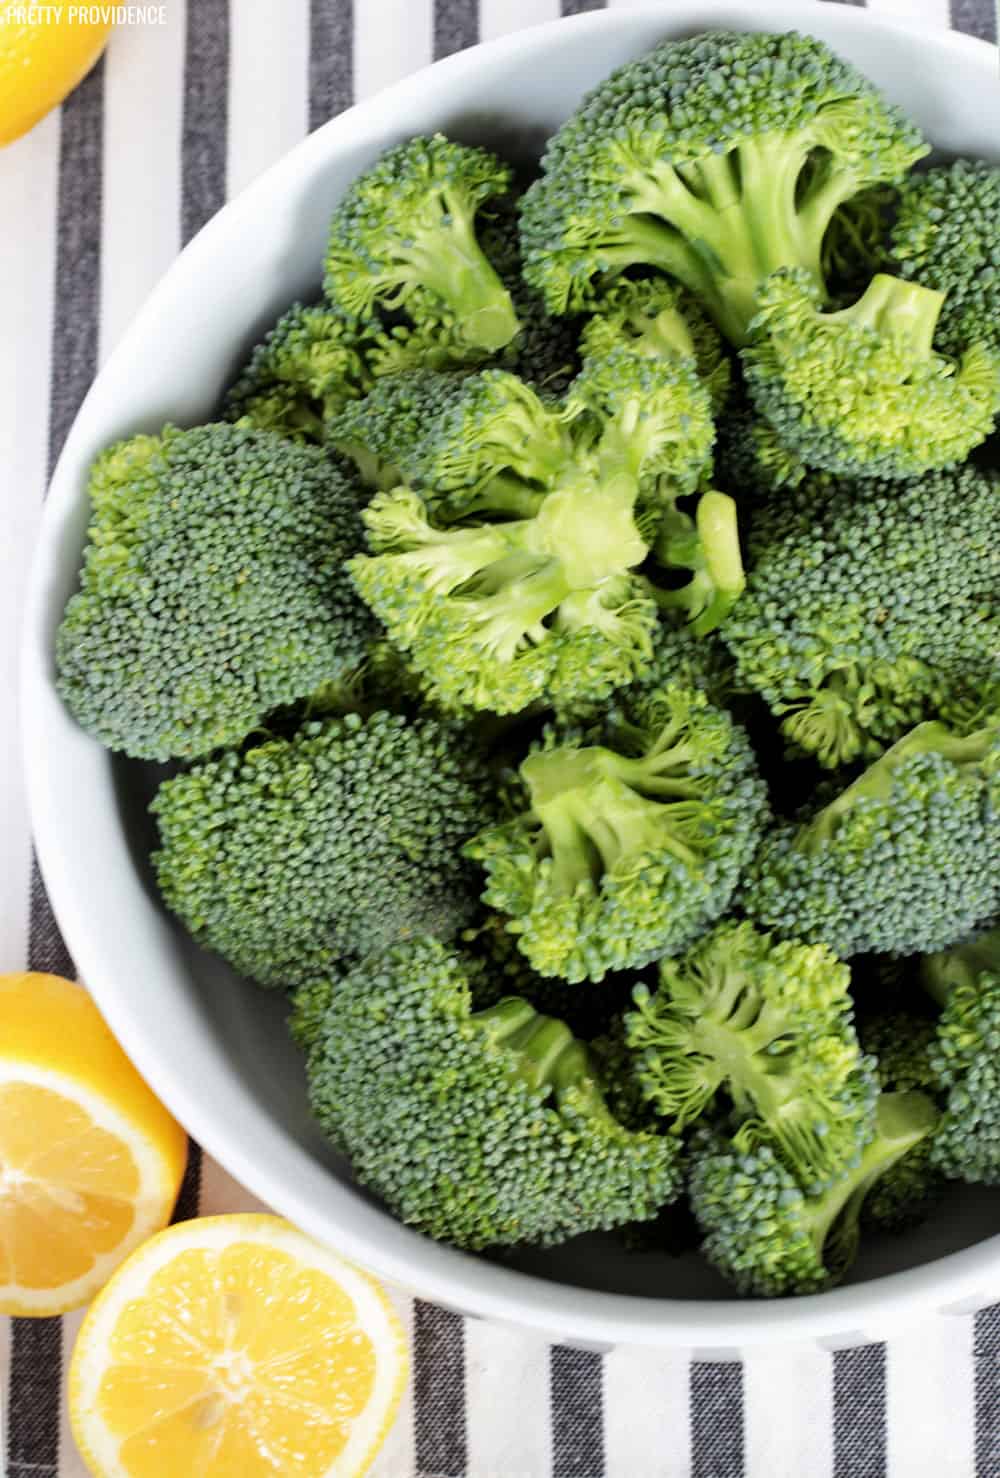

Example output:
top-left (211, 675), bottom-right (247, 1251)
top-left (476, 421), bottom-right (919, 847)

top-left (0, 972), bottom-right (187, 1315)
top-left (70, 1214), bottom-right (409, 1478)
top-left (0, 2), bottom-right (112, 146)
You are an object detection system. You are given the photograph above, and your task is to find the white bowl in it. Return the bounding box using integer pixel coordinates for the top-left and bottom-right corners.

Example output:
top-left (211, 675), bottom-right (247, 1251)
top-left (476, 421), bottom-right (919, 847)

top-left (23, 0), bottom-right (1000, 1349)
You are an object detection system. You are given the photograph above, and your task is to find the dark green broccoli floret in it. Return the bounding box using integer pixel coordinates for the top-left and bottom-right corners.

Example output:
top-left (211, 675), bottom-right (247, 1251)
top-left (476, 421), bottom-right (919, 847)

top-left (641, 489), bottom-right (746, 637)
top-left (857, 1010), bottom-right (943, 1230)
top-left (627, 923), bottom-right (876, 1191)
top-left (714, 401), bottom-right (809, 499)
top-left (288, 978), bottom-right (339, 1053)
top-left (581, 278), bottom-right (732, 413)
top-left (151, 711), bottom-right (496, 989)
top-left (305, 936), bottom-right (682, 1249)
top-left (223, 303), bottom-right (372, 442)
top-left (56, 425), bottom-right (373, 762)
top-left (742, 720), bottom-right (1000, 958)
top-left (721, 466), bottom-right (1000, 767)
top-left (324, 134), bottom-right (519, 352)
top-left (742, 270), bottom-right (998, 479)
top-left (889, 160), bottom-right (1000, 359)
top-left (466, 679), bottom-right (767, 982)
top-left (689, 1090), bottom-right (938, 1296)
top-left (922, 929), bottom-right (1000, 1186)
top-left (519, 31), bottom-right (927, 343)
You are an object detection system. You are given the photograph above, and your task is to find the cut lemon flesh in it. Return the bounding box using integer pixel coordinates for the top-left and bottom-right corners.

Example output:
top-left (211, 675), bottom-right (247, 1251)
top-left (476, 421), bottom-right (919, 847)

top-left (0, 973), bottom-right (187, 1314)
top-left (70, 1215), bottom-right (409, 1478)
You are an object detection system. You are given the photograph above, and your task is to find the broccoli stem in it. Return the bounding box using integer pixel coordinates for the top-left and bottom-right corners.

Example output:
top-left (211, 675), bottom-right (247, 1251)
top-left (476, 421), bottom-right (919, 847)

top-left (828, 273), bottom-right (945, 357)
top-left (407, 202), bottom-right (519, 350)
top-left (921, 928), bottom-right (1000, 1010)
top-left (533, 477), bottom-right (648, 588)
top-left (649, 491), bottom-right (745, 636)
top-left (474, 999), bottom-right (612, 1122)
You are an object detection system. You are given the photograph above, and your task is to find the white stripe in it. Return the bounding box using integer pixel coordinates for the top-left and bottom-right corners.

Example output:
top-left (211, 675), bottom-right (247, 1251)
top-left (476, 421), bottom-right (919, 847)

top-left (0, 110), bottom-right (59, 977)
top-left (372, 1293), bottom-right (417, 1477)
top-left (480, 0), bottom-right (561, 41)
top-left (465, 1319), bottom-right (551, 1476)
top-left (59, 1309), bottom-right (91, 1478)
top-left (604, 1345), bottom-right (691, 1477)
top-left (865, 0), bottom-right (952, 28)
top-left (886, 1313), bottom-right (976, 1477)
top-left (227, 0), bottom-right (310, 199)
top-left (99, 9), bottom-right (185, 364)
top-left (353, 0), bottom-right (433, 101)
top-left (745, 1343), bottom-right (833, 1478)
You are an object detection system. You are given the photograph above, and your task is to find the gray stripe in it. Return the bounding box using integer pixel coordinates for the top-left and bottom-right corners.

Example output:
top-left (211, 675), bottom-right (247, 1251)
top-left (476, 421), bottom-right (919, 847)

top-left (950, 0), bottom-right (997, 42)
top-left (833, 1345), bottom-right (886, 1478)
top-left (181, 0), bottom-right (229, 244)
top-left (414, 1301), bottom-right (467, 1476)
top-left (434, 0), bottom-right (478, 60)
top-left (690, 1360), bottom-right (744, 1478)
top-left (560, 0), bottom-right (607, 13)
top-left (170, 1141), bottom-right (204, 1223)
top-left (28, 857), bottom-right (75, 979)
top-left (6, 1321), bottom-right (62, 1478)
top-left (551, 1346), bottom-right (604, 1478)
top-left (974, 1304), bottom-right (1000, 1478)
top-left (310, 0), bottom-right (354, 134)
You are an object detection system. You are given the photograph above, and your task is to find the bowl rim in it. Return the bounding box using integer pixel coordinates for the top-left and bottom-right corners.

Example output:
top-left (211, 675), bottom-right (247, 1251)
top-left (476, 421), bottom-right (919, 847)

top-left (22, 0), bottom-right (1000, 1347)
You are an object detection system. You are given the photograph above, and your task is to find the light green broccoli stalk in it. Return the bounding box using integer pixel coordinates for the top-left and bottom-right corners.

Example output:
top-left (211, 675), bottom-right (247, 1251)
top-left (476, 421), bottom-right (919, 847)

top-left (626, 923), bottom-right (877, 1192)
top-left (641, 490), bottom-right (746, 637)
top-left (466, 679), bottom-right (767, 983)
top-left (305, 937), bottom-right (682, 1249)
top-left (742, 270), bottom-right (998, 479)
top-left (742, 720), bottom-right (1000, 958)
top-left (520, 30), bottom-right (927, 342)
top-left (689, 1091), bottom-right (939, 1296)
top-left (324, 134), bottom-right (519, 351)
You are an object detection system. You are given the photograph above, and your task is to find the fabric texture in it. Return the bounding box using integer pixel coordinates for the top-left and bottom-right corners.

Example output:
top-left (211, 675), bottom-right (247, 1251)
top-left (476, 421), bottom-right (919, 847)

top-left (0, 0), bottom-right (998, 1473)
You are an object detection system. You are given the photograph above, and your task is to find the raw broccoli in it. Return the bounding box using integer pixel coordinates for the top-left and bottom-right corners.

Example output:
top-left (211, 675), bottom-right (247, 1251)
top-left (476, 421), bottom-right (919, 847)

top-left (56, 425), bottom-right (373, 762)
top-left (324, 134), bottom-right (519, 352)
top-left (857, 1010), bottom-right (943, 1229)
top-left (820, 182), bottom-right (899, 299)
top-left (713, 400), bottom-right (808, 498)
top-left (580, 278), bottom-right (732, 413)
top-left (921, 928), bottom-right (1000, 1185)
top-left (466, 678), bottom-right (767, 982)
top-left (150, 711), bottom-right (496, 989)
top-left (721, 466), bottom-right (1000, 768)
top-left (519, 31), bottom-right (927, 342)
top-left (288, 978), bottom-right (339, 1053)
top-left (222, 302), bottom-right (372, 442)
top-left (305, 936), bottom-right (682, 1249)
top-left (689, 1090), bottom-right (938, 1296)
top-left (641, 489), bottom-right (746, 637)
top-left (742, 720), bottom-right (1000, 958)
top-left (627, 923), bottom-right (877, 1191)
top-left (889, 160), bottom-right (1000, 358)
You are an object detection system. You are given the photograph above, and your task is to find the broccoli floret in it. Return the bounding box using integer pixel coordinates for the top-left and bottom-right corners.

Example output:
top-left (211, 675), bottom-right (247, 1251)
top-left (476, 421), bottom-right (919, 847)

top-left (642, 489), bottom-right (746, 637)
top-left (627, 923), bottom-right (876, 1191)
top-left (857, 1011), bottom-right (943, 1229)
top-left (519, 31), bottom-right (927, 343)
top-left (742, 720), bottom-right (1000, 958)
top-left (714, 401), bottom-right (809, 499)
top-left (56, 425), bottom-right (373, 762)
top-left (223, 302), bottom-right (372, 442)
top-left (689, 1091), bottom-right (938, 1296)
top-left (324, 134), bottom-right (519, 352)
top-left (305, 936), bottom-right (682, 1249)
top-left (820, 183), bottom-right (899, 299)
top-left (288, 978), bottom-right (339, 1053)
top-left (889, 160), bottom-right (1000, 359)
top-left (922, 928), bottom-right (1000, 1185)
top-left (581, 278), bottom-right (732, 413)
top-left (721, 466), bottom-right (1000, 767)
top-left (150, 711), bottom-right (496, 989)
top-left (742, 270), bottom-right (998, 479)
top-left (466, 679), bottom-right (767, 982)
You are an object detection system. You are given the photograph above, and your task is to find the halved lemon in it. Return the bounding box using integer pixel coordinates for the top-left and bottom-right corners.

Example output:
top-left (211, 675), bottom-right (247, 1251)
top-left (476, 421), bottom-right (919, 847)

top-left (0, 2), bottom-right (113, 147)
top-left (0, 972), bottom-right (187, 1315)
top-left (70, 1214), bottom-right (409, 1478)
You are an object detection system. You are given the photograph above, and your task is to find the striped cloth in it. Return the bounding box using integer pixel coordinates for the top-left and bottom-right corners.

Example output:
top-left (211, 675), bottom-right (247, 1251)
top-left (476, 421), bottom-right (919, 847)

top-left (1, 1), bottom-right (998, 1474)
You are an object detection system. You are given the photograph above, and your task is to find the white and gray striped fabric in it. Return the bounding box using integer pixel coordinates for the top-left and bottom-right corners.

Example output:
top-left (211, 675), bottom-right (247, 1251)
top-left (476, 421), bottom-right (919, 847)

top-left (1, 2), bottom-right (998, 1474)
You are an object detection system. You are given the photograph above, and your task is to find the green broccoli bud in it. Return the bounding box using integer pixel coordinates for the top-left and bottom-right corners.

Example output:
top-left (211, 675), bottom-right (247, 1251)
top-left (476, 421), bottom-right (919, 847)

top-left (305, 936), bottom-right (682, 1249)
top-left (742, 270), bottom-right (998, 479)
top-left (324, 134), bottom-right (519, 351)
top-left (288, 978), bottom-right (338, 1054)
top-left (627, 922), bottom-right (876, 1191)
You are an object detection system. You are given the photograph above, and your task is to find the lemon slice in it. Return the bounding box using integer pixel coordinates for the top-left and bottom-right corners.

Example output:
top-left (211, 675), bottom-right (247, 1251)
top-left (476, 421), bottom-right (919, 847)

top-left (70, 1214), bottom-right (409, 1478)
top-left (0, 972), bottom-right (187, 1315)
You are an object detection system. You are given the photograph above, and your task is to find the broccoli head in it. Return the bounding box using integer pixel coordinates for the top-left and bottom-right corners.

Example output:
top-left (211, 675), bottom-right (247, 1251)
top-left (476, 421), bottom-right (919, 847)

top-left (519, 30), bottom-right (927, 342)
top-left (689, 1091), bottom-right (938, 1296)
top-left (626, 923), bottom-right (877, 1192)
top-left (742, 270), bottom-right (998, 479)
top-left (151, 711), bottom-right (496, 989)
top-left (222, 302), bottom-right (372, 442)
top-left (721, 466), bottom-right (1000, 767)
top-left (742, 720), bottom-right (1000, 958)
top-left (56, 424), bottom-right (373, 761)
top-left (466, 679), bottom-right (767, 982)
top-left (857, 1010), bottom-right (943, 1230)
top-left (922, 928), bottom-right (1000, 1186)
top-left (324, 134), bottom-right (519, 352)
top-left (305, 937), bottom-right (682, 1249)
